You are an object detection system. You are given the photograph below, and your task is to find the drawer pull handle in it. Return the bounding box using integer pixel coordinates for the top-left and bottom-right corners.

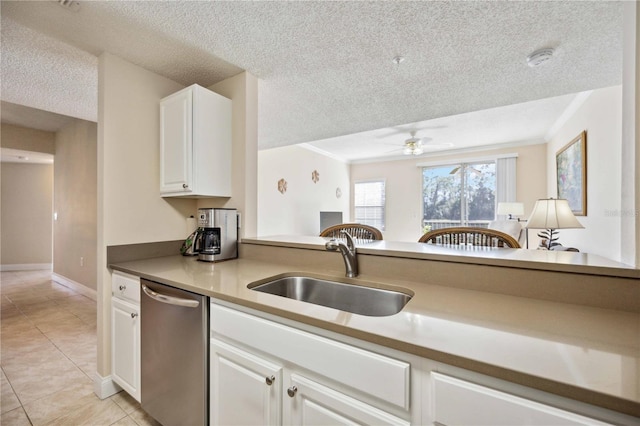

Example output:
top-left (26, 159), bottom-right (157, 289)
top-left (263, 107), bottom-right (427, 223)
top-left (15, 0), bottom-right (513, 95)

top-left (265, 375), bottom-right (275, 386)
top-left (131, 313), bottom-right (138, 319)
top-left (287, 386), bottom-right (297, 398)
top-left (119, 285), bottom-right (126, 291)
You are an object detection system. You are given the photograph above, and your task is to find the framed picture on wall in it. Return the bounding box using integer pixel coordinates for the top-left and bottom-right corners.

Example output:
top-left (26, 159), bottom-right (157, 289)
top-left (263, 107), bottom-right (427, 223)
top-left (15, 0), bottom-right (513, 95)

top-left (556, 130), bottom-right (587, 216)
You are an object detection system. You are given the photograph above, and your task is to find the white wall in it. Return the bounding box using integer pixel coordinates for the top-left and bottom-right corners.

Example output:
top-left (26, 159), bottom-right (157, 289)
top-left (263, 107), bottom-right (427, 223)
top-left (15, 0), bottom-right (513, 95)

top-left (0, 124), bottom-right (54, 270)
top-left (197, 72), bottom-right (260, 239)
top-left (351, 144), bottom-right (547, 242)
top-left (546, 86), bottom-right (622, 261)
top-left (0, 162), bottom-right (53, 269)
top-left (97, 53), bottom-right (192, 380)
top-left (258, 145), bottom-right (350, 236)
top-left (96, 53), bottom-right (259, 385)
top-left (54, 119), bottom-right (97, 290)
top-left (621, 1), bottom-right (639, 267)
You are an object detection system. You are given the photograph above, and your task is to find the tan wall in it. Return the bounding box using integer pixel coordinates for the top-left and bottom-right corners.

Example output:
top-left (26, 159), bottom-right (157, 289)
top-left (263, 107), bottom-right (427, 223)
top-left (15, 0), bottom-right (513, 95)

top-left (257, 145), bottom-right (351, 237)
top-left (54, 119), bottom-right (98, 289)
top-left (97, 53), bottom-right (258, 380)
top-left (350, 144), bottom-right (547, 242)
top-left (546, 86), bottom-right (622, 261)
top-left (197, 72), bottom-right (260, 239)
top-left (1, 123), bottom-right (55, 154)
top-left (621, 1), bottom-right (640, 267)
top-left (0, 163), bottom-right (53, 267)
top-left (97, 53), bottom-right (191, 378)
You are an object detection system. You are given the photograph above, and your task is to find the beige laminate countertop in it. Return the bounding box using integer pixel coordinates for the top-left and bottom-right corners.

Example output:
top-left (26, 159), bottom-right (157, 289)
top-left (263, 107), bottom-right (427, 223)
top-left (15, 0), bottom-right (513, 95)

top-left (110, 253), bottom-right (640, 417)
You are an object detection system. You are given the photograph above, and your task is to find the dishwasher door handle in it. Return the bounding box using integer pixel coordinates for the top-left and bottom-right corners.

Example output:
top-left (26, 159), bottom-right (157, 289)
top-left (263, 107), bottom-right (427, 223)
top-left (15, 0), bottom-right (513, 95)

top-left (142, 284), bottom-right (200, 308)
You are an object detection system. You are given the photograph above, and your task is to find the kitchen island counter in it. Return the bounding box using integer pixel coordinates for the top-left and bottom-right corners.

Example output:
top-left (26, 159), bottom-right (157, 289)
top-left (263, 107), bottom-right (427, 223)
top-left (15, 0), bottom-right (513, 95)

top-left (110, 239), bottom-right (640, 418)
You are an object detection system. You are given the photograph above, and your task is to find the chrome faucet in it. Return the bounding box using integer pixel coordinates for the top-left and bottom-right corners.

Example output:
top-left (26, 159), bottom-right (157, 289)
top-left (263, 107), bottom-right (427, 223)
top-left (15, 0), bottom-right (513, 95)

top-left (325, 231), bottom-right (358, 278)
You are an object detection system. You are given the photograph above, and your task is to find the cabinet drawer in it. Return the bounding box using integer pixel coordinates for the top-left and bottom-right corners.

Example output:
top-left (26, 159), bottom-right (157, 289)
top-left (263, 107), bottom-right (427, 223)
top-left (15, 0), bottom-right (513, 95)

top-left (111, 271), bottom-right (140, 303)
top-left (432, 373), bottom-right (612, 426)
top-left (211, 302), bottom-right (410, 410)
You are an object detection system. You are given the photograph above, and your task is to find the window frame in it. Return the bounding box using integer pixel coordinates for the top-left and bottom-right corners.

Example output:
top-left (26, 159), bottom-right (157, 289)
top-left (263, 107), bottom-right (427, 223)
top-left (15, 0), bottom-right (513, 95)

top-left (421, 160), bottom-right (497, 230)
top-left (353, 179), bottom-right (386, 231)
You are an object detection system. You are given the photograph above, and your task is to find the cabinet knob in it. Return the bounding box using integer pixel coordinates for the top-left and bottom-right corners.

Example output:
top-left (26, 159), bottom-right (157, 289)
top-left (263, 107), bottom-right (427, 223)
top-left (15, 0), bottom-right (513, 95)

top-left (131, 313), bottom-right (138, 319)
top-left (265, 375), bottom-right (275, 386)
top-left (119, 285), bottom-right (126, 291)
top-left (287, 386), bottom-right (297, 398)
top-left (182, 184), bottom-right (188, 189)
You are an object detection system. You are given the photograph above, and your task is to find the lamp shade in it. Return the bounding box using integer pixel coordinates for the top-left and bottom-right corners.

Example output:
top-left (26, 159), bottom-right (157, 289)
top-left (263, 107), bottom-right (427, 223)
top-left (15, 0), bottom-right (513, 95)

top-left (497, 202), bottom-right (524, 217)
top-left (525, 198), bottom-right (584, 229)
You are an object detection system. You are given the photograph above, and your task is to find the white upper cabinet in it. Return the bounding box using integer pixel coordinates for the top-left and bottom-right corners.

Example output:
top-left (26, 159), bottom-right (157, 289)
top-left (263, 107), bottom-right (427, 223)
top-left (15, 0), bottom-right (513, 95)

top-left (160, 84), bottom-right (232, 198)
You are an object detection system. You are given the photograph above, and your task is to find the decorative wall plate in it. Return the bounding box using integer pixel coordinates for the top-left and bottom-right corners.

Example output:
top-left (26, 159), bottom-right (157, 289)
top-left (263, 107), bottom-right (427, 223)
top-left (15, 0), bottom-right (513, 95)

top-left (277, 178), bottom-right (287, 194)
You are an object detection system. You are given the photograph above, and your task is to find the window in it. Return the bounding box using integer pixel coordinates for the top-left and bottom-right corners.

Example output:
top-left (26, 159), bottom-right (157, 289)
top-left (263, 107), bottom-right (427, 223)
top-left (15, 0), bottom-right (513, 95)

top-left (422, 162), bottom-right (496, 231)
top-left (354, 180), bottom-right (385, 231)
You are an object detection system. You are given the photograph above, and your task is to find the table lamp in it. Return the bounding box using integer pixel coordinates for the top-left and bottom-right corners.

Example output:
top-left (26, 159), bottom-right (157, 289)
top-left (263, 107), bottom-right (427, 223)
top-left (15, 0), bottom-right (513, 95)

top-left (525, 198), bottom-right (583, 249)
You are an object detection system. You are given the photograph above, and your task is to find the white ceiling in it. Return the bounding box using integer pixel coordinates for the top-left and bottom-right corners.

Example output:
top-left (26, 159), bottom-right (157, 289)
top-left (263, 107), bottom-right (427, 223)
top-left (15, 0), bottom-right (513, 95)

top-left (0, 1), bottom-right (623, 162)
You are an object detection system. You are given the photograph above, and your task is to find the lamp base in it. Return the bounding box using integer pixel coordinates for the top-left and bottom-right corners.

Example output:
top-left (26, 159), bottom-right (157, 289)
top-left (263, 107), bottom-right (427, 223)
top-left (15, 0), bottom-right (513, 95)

top-left (537, 228), bottom-right (560, 250)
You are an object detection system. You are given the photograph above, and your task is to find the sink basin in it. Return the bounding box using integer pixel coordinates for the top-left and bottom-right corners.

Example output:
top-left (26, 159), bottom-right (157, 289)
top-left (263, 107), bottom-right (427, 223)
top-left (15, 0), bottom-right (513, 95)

top-left (249, 276), bottom-right (412, 317)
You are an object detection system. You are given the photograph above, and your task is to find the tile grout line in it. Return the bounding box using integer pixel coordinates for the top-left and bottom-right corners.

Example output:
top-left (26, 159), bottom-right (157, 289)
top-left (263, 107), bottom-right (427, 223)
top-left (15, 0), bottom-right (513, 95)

top-left (1, 272), bottom-right (147, 426)
top-left (1, 341), bottom-right (35, 425)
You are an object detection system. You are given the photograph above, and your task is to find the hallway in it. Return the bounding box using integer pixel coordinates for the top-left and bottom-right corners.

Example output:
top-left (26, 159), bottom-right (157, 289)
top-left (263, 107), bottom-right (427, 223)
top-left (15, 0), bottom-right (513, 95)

top-left (1, 270), bottom-right (158, 425)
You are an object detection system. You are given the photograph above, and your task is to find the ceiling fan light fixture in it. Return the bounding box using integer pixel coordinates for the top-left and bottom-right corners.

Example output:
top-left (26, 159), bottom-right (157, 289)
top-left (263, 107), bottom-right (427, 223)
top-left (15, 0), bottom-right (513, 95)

top-left (403, 139), bottom-right (423, 155)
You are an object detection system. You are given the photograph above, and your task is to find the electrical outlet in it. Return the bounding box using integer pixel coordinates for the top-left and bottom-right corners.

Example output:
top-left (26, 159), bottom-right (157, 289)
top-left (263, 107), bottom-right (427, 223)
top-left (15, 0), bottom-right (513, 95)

top-left (80, 257), bottom-right (84, 267)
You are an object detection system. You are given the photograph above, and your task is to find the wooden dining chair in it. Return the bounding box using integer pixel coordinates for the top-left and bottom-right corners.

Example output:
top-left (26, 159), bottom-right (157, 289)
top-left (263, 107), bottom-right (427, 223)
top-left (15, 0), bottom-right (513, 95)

top-left (320, 223), bottom-right (383, 242)
top-left (418, 226), bottom-right (520, 248)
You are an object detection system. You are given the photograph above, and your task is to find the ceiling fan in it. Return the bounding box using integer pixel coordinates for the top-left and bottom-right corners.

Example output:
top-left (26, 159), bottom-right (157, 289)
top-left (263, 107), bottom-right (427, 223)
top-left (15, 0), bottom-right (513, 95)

top-left (398, 131), bottom-right (453, 156)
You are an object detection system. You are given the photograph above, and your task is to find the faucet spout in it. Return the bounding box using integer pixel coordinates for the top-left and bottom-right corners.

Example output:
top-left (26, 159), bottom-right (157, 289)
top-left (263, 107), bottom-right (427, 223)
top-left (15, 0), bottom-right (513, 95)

top-left (325, 231), bottom-right (358, 278)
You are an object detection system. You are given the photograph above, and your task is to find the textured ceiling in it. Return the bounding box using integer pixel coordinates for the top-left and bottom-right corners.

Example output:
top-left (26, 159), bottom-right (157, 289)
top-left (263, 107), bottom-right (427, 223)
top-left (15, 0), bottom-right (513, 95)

top-left (0, 1), bottom-right (623, 158)
top-left (1, 101), bottom-right (74, 132)
top-left (305, 91), bottom-right (586, 163)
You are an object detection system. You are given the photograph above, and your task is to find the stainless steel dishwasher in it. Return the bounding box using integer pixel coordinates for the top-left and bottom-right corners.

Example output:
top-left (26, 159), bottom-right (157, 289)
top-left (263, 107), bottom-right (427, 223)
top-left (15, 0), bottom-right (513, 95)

top-left (140, 279), bottom-right (208, 425)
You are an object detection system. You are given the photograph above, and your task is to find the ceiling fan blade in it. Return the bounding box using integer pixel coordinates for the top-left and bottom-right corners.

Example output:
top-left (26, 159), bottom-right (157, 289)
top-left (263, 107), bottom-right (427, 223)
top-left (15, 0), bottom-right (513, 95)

top-left (423, 142), bottom-right (454, 148)
top-left (376, 124), bottom-right (447, 139)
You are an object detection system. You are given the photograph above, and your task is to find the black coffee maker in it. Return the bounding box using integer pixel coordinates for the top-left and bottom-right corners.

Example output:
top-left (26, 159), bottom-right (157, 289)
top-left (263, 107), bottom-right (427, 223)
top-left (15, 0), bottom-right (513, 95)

top-left (180, 208), bottom-right (237, 262)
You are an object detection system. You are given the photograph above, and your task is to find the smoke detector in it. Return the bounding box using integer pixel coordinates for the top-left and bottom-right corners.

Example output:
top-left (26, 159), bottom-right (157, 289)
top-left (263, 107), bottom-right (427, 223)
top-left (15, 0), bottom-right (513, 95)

top-left (526, 48), bottom-right (555, 67)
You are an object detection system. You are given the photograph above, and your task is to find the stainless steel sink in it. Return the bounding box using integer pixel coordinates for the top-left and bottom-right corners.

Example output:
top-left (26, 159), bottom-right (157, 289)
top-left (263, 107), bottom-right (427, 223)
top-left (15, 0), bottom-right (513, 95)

top-left (249, 276), bottom-right (412, 317)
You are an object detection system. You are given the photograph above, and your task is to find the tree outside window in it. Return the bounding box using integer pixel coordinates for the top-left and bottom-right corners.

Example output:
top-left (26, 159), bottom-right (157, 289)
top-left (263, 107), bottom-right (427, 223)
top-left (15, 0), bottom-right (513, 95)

top-left (422, 162), bottom-right (496, 232)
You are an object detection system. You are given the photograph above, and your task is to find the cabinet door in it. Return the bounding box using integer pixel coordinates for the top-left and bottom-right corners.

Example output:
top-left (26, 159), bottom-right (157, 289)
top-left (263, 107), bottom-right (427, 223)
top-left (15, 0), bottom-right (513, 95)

top-left (286, 374), bottom-right (409, 426)
top-left (111, 297), bottom-right (141, 402)
top-left (160, 88), bottom-right (193, 194)
top-left (432, 373), bottom-right (613, 426)
top-left (210, 339), bottom-right (282, 426)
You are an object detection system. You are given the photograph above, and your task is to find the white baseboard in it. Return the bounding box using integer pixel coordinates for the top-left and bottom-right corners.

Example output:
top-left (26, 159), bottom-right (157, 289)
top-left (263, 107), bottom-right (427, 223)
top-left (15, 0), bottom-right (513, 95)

top-left (52, 273), bottom-right (98, 301)
top-left (94, 372), bottom-right (122, 399)
top-left (0, 263), bottom-right (52, 271)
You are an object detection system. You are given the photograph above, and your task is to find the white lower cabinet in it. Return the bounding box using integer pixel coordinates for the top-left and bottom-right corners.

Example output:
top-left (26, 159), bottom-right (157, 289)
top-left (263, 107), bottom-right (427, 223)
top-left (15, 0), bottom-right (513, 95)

top-left (111, 297), bottom-right (140, 401)
top-left (209, 338), bottom-right (409, 426)
top-left (111, 271), bottom-right (141, 402)
top-left (430, 372), bottom-right (612, 426)
top-left (210, 338), bottom-right (282, 425)
top-left (286, 373), bottom-right (409, 425)
top-left (210, 300), bottom-right (638, 426)
top-left (210, 301), bottom-right (413, 426)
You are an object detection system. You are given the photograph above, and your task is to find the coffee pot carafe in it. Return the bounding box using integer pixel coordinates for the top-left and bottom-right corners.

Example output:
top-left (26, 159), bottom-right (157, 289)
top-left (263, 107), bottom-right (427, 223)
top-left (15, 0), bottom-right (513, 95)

top-left (181, 208), bottom-right (238, 262)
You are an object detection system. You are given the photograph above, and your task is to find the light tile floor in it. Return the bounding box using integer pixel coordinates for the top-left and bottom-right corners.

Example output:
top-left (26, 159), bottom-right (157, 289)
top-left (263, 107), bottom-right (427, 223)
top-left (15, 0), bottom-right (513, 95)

top-left (1, 270), bottom-right (160, 426)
